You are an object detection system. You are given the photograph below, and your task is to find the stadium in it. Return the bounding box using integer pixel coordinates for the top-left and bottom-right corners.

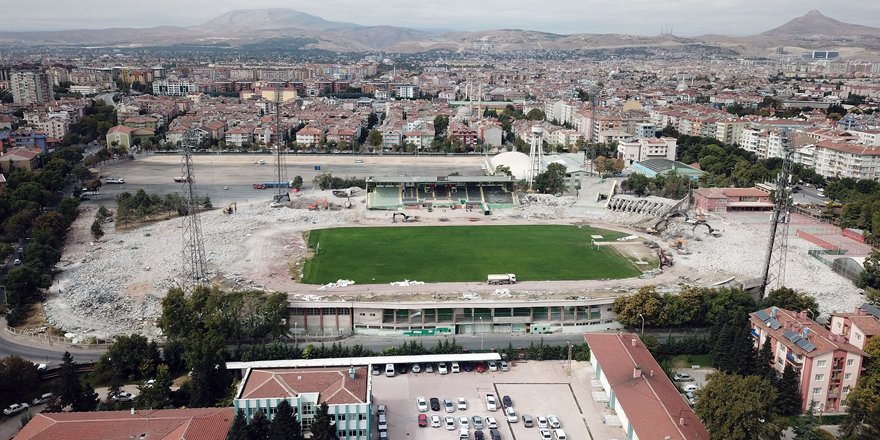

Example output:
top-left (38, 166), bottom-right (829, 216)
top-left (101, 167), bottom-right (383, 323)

top-left (365, 175), bottom-right (516, 211)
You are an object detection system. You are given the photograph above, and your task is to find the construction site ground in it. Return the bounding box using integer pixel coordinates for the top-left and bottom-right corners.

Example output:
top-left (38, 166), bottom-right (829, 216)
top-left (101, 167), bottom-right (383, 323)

top-left (38, 155), bottom-right (869, 341)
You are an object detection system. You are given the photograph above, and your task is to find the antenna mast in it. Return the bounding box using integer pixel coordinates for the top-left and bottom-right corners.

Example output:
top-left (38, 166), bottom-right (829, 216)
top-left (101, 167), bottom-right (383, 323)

top-left (760, 132), bottom-right (793, 298)
top-left (180, 129), bottom-right (208, 291)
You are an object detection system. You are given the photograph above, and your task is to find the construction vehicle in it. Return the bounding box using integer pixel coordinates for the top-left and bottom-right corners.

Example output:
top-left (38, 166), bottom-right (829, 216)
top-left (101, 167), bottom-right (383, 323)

top-left (392, 212), bottom-right (418, 223)
top-left (222, 202), bottom-right (237, 214)
top-left (669, 238), bottom-right (691, 254)
top-left (332, 188), bottom-right (360, 198)
top-left (308, 198), bottom-right (330, 211)
top-left (488, 274), bottom-right (517, 285)
top-left (658, 249), bottom-right (674, 268)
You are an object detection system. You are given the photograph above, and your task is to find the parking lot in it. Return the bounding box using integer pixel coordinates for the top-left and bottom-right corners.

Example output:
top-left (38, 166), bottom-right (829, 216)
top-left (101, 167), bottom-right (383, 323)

top-left (371, 360), bottom-right (625, 440)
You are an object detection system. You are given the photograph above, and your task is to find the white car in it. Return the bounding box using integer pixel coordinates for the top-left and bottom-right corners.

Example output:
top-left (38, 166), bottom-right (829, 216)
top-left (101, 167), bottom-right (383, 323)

top-left (431, 415), bottom-right (442, 428)
top-left (548, 415), bottom-right (560, 429)
top-left (673, 373), bottom-right (694, 382)
top-left (417, 396), bottom-right (428, 412)
top-left (683, 384), bottom-right (700, 393)
top-left (488, 361), bottom-right (498, 371)
top-left (459, 416), bottom-right (469, 429)
top-left (445, 399), bottom-right (455, 413)
top-left (412, 363), bottom-right (421, 373)
top-left (486, 417), bottom-right (498, 429)
top-left (505, 407), bottom-right (517, 423)
top-left (445, 416), bottom-right (457, 430)
top-left (3, 403), bottom-right (28, 415)
top-left (111, 391), bottom-right (134, 403)
top-left (486, 394), bottom-right (498, 411)
top-left (537, 416), bottom-right (549, 429)
top-left (458, 397), bottom-right (468, 410)
top-left (105, 177), bottom-right (125, 184)
top-left (539, 429), bottom-right (553, 440)
top-left (438, 363), bottom-right (449, 375)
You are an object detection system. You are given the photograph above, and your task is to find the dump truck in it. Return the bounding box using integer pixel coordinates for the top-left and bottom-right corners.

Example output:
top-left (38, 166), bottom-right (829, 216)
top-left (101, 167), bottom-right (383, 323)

top-left (487, 274), bottom-right (517, 285)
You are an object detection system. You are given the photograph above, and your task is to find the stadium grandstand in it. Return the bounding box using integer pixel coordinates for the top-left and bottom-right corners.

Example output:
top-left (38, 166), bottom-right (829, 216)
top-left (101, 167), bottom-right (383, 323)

top-left (366, 175), bottom-right (516, 211)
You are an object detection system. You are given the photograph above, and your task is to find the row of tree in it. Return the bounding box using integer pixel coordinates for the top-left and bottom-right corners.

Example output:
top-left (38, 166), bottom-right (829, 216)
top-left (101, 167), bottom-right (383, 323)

top-left (228, 400), bottom-right (309, 440)
top-left (115, 189), bottom-right (210, 224)
top-left (312, 173), bottom-right (366, 191)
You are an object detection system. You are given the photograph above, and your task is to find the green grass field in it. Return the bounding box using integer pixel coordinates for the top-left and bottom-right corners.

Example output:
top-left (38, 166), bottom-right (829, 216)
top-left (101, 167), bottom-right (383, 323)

top-left (301, 225), bottom-right (642, 284)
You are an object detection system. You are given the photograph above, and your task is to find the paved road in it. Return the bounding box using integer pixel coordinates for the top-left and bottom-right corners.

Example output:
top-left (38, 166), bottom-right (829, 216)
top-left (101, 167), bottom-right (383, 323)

top-left (794, 185), bottom-right (825, 206)
top-left (0, 319), bottom-right (102, 364)
top-left (95, 92), bottom-right (116, 108)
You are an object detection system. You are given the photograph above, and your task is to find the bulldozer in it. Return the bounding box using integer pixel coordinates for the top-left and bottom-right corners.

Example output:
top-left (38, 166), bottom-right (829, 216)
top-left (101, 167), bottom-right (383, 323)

top-left (392, 212), bottom-right (418, 223)
top-left (308, 198), bottom-right (330, 211)
top-left (658, 249), bottom-right (674, 268)
top-left (222, 202), bottom-right (237, 214)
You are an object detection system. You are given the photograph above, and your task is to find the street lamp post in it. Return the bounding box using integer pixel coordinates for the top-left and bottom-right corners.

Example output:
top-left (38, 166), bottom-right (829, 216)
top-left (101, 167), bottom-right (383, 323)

top-left (638, 313), bottom-right (645, 335)
top-left (479, 316), bottom-right (484, 351)
top-left (294, 322), bottom-right (298, 346)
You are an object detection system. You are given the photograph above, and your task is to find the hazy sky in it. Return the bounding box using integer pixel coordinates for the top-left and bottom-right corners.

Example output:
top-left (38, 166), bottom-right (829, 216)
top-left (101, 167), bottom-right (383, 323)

top-left (9, 0), bottom-right (880, 36)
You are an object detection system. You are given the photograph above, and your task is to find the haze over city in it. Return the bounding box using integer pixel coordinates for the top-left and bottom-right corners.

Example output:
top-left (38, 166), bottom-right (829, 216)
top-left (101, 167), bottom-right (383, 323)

top-left (9, 0), bottom-right (880, 35)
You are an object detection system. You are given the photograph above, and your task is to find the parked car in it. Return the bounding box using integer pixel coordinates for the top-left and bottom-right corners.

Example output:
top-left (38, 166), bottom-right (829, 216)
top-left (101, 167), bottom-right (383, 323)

top-left (489, 428), bottom-right (502, 440)
top-left (426, 363), bottom-right (434, 373)
top-left (111, 392), bottom-right (134, 403)
top-left (431, 414), bottom-right (442, 428)
top-left (539, 429), bottom-right (553, 440)
top-left (397, 363), bottom-right (408, 374)
top-left (32, 393), bottom-right (53, 405)
top-left (486, 416), bottom-right (498, 429)
top-left (472, 415), bottom-right (484, 429)
top-left (673, 372), bottom-right (694, 382)
top-left (3, 403), bottom-right (28, 415)
top-left (475, 430), bottom-right (485, 440)
top-left (460, 429), bottom-right (470, 440)
top-left (505, 407), bottom-right (517, 423)
top-left (462, 361), bottom-right (474, 372)
top-left (459, 416), bottom-right (469, 429)
top-left (418, 396), bottom-right (428, 412)
top-left (522, 415), bottom-right (534, 427)
top-left (13, 258), bottom-right (21, 265)
top-left (444, 399), bottom-right (455, 413)
top-left (438, 363), bottom-right (449, 375)
top-left (553, 428), bottom-right (567, 440)
top-left (105, 177), bottom-right (125, 184)
top-left (451, 362), bottom-right (461, 373)
top-left (445, 416), bottom-right (457, 430)
top-left (430, 397), bottom-right (441, 411)
top-left (371, 364), bottom-right (380, 375)
top-left (412, 363), bottom-right (421, 373)
top-left (377, 404), bottom-right (387, 416)
top-left (683, 384), bottom-right (700, 392)
top-left (378, 415), bottom-right (388, 431)
top-left (500, 360), bottom-right (509, 371)
top-left (486, 394), bottom-right (498, 411)
top-left (458, 397), bottom-right (467, 410)
top-left (547, 415), bottom-right (560, 429)
top-left (385, 364), bottom-right (395, 377)
top-left (475, 362), bottom-right (487, 373)
top-left (418, 413), bottom-right (428, 427)
top-left (537, 416), bottom-right (548, 429)
top-left (488, 361), bottom-right (498, 372)
top-left (502, 395), bottom-right (512, 408)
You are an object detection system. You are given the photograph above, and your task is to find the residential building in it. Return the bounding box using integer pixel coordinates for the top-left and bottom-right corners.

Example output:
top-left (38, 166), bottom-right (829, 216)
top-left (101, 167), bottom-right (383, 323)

top-left (448, 122), bottom-right (478, 149)
top-left (8, 130), bottom-right (48, 152)
top-left (225, 127), bottom-right (253, 147)
top-left (805, 141), bottom-right (880, 180)
top-left (617, 137), bottom-right (677, 165)
top-left (33, 117), bottom-right (69, 140)
top-left (153, 79), bottom-right (198, 96)
top-left (693, 187), bottom-right (774, 212)
top-left (395, 84), bottom-right (418, 99)
top-left (751, 307), bottom-right (869, 413)
top-left (829, 303), bottom-right (880, 351)
top-left (233, 366), bottom-right (371, 440)
top-left (296, 126), bottom-right (325, 146)
top-left (11, 71), bottom-right (52, 104)
top-left (14, 408), bottom-right (234, 440)
top-left (597, 129), bottom-right (632, 145)
top-left (0, 148), bottom-right (42, 173)
top-left (123, 116), bottom-right (159, 130)
top-left (633, 123), bottom-right (656, 139)
top-left (584, 333), bottom-right (709, 440)
top-left (106, 125), bottom-right (134, 148)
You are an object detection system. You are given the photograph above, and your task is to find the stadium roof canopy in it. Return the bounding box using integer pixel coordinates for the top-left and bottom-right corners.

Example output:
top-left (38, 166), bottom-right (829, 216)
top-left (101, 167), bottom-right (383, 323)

top-left (367, 176), bottom-right (513, 184)
top-left (227, 353), bottom-right (502, 372)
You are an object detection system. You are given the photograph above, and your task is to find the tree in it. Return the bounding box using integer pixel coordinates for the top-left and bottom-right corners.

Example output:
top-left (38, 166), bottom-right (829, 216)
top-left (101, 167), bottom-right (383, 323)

top-left (268, 400), bottom-right (302, 440)
top-left (795, 401), bottom-right (828, 440)
top-left (292, 176), bottom-right (303, 190)
top-left (494, 165), bottom-right (512, 177)
top-left (228, 410), bottom-right (250, 440)
top-left (595, 155), bottom-right (623, 177)
top-left (186, 332), bottom-right (229, 407)
top-left (612, 286), bottom-right (664, 327)
top-left (248, 410), bottom-right (270, 440)
top-left (368, 129), bottom-right (383, 149)
top-left (858, 249), bottom-right (880, 290)
top-left (0, 356), bottom-right (40, 409)
top-left (91, 219), bottom-right (104, 239)
top-left (310, 402), bottom-right (338, 440)
top-left (695, 372), bottom-right (785, 440)
top-left (712, 311), bottom-right (756, 376)
top-left (58, 351), bottom-right (97, 411)
top-left (622, 173), bottom-right (650, 196)
top-left (533, 162), bottom-right (567, 194)
top-left (135, 364), bottom-right (172, 409)
top-left (526, 109), bottom-right (546, 121)
top-left (755, 338), bottom-right (775, 382)
top-left (776, 363), bottom-right (802, 416)
top-left (433, 115), bottom-right (449, 137)
top-left (761, 287), bottom-right (819, 318)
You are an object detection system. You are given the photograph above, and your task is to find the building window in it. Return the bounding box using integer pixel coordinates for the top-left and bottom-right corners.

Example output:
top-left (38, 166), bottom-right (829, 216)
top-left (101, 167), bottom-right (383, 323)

top-left (817, 360), bottom-right (826, 368)
top-left (813, 388), bottom-right (821, 394)
top-left (847, 359), bottom-right (854, 367)
top-left (815, 374), bottom-right (824, 382)
top-left (845, 373), bottom-right (852, 380)
top-left (856, 333), bottom-right (862, 340)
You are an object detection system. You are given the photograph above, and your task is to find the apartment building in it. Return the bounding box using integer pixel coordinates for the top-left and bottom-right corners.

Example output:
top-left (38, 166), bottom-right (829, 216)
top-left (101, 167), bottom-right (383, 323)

top-left (805, 141), bottom-right (880, 180)
top-left (751, 307), bottom-right (868, 413)
top-left (153, 79), bottom-right (198, 96)
top-left (296, 126), bottom-right (325, 146)
top-left (847, 128), bottom-right (880, 147)
top-left (617, 137), bottom-right (677, 165)
top-left (11, 71), bottom-right (52, 104)
top-left (740, 128), bottom-right (789, 159)
top-left (829, 303), bottom-right (880, 351)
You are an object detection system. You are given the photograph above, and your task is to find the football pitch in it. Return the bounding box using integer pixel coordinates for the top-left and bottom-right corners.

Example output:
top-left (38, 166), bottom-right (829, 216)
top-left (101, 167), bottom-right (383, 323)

top-left (301, 225), bottom-right (642, 284)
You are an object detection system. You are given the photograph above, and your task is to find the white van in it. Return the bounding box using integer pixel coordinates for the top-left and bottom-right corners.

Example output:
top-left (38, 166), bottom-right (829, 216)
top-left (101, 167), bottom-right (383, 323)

top-left (451, 362), bottom-right (461, 373)
top-left (385, 364), bottom-right (396, 377)
top-left (553, 429), bottom-right (567, 440)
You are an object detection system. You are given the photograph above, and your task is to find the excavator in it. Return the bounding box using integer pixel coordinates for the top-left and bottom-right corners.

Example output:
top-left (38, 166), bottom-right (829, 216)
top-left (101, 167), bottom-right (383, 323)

top-left (222, 202), bottom-right (237, 214)
top-left (392, 212), bottom-right (418, 223)
top-left (308, 198), bottom-right (330, 211)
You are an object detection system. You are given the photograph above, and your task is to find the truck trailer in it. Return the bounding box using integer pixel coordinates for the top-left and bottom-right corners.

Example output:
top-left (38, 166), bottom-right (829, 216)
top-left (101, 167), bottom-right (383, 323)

top-left (487, 274), bottom-right (516, 285)
top-left (253, 180), bottom-right (293, 189)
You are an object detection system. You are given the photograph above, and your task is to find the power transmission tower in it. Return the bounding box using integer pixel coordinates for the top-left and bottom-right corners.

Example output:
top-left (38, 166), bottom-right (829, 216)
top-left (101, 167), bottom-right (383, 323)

top-left (272, 85), bottom-right (289, 205)
top-left (760, 133), bottom-right (794, 298)
top-left (180, 129), bottom-right (208, 291)
top-left (588, 86), bottom-right (598, 175)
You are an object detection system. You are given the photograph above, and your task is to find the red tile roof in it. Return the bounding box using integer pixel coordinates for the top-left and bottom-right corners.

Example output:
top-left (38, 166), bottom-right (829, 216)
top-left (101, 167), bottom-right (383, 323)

top-left (816, 140), bottom-right (880, 156)
top-left (240, 367), bottom-right (368, 404)
top-left (584, 333), bottom-right (709, 440)
top-left (14, 408), bottom-right (233, 440)
top-left (751, 307), bottom-right (869, 358)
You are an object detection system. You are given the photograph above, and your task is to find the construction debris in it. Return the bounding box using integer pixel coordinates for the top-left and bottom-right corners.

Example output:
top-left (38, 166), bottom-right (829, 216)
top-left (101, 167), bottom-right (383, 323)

top-left (318, 279), bottom-right (356, 290)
